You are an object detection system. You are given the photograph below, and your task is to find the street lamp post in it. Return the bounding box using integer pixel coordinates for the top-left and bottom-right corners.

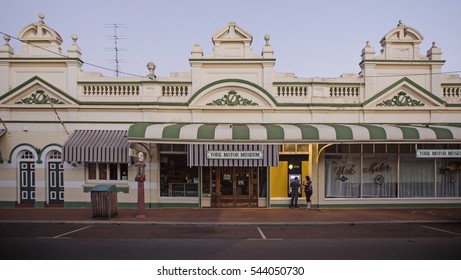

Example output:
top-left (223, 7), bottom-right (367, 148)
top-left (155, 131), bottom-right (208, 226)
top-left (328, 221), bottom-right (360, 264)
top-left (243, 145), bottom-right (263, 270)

top-left (135, 152), bottom-right (146, 218)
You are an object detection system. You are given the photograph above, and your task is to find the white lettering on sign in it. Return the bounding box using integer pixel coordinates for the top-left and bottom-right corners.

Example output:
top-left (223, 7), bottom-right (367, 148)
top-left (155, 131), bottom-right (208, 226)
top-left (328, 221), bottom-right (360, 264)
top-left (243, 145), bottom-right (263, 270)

top-left (206, 150), bottom-right (264, 160)
top-left (416, 149), bottom-right (461, 158)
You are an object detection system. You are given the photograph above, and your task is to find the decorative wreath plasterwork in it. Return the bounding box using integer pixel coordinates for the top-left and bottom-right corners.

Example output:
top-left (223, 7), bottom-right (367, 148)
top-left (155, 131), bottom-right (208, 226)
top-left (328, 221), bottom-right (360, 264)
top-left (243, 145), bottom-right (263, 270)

top-left (15, 90), bottom-right (64, 104)
top-left (377, 91), bottom-right (424, 107)
top-left (206, 90), bottom-right (258, 106)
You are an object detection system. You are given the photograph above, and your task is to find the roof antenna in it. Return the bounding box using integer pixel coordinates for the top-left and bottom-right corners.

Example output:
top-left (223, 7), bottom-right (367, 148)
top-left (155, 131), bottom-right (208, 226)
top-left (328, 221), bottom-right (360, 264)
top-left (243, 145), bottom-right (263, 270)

top-left (105, 23), bottom-right (127, 77)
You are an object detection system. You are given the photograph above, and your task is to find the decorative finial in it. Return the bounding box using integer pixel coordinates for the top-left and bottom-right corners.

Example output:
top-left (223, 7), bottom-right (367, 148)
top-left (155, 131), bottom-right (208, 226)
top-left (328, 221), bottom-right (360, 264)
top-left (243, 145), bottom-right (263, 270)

top-left (366, 41), bottom-right (370, 46)
top-left (38, 13), bottom-right (45, 23)
top-left (146, 62), bottom-right (156, 78)
top-left (432, 41), bottom-right (437, 47)
top-left (192, 43), bottom-right (203, 53)
top-left (67, 34), bottom-right (81, 57)
top-left (264, 34), bottom-right (271, 46)
top-left (3, 34), bottom-right (10, 45)
top-left (228, 22), bottom-right (236, 38)
top-left (71, 34), bottom-right (78, 44)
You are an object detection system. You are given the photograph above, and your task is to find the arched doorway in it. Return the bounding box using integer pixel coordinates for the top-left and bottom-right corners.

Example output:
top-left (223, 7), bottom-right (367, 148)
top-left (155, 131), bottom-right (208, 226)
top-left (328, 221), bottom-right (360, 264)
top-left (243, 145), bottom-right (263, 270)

top-left (46, 150), bottom-right (64, 206)
top-left (18, 150), bottom-right (36, 206)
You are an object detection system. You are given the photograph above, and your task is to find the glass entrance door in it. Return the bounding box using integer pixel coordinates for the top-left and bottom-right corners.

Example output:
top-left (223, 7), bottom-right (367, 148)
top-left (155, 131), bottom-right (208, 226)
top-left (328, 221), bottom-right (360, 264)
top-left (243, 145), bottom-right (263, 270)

top-left (209, 167), bottom-right (258, 207)
top-left (219, 167), bottom-right (235, 207)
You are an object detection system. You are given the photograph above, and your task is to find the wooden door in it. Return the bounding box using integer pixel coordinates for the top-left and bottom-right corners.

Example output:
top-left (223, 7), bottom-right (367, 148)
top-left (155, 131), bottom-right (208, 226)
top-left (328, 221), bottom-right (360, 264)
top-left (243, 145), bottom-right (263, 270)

top-left (19, 162), bottom-right (35, 205)
top-left (48, 161), bottom-right (64, 205)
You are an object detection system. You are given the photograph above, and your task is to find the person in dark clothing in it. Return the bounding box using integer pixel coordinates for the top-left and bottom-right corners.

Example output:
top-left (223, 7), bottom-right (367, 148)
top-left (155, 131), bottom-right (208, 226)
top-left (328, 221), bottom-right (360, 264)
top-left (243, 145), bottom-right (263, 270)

top-left (304, 176), bottom-right (313, 210)
top-left (289, 177), bottom-right (301, 208)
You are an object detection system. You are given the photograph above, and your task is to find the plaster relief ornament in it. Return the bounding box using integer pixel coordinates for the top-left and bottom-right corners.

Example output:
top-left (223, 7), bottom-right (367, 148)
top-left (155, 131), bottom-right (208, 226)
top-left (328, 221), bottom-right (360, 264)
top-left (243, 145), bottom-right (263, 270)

top-left (15, 90), bottom-right (64, 104)
top-left (377, 92), bottom-right (425, 107)
top-left (206, 90), bottom-right (258, 106)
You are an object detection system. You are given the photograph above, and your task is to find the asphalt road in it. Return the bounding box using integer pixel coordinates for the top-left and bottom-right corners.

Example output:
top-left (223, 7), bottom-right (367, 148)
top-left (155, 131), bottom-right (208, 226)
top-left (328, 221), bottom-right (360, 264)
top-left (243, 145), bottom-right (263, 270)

top-left (1, 222), bottom-right (460, 260)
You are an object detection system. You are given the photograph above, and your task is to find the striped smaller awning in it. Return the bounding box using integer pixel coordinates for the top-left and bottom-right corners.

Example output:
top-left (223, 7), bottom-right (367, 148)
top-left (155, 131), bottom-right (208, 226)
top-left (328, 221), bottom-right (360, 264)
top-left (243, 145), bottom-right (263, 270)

top-left (63, 130), bottom-right (130, 163)
top-left (127, 123), bottom-right (461, 144)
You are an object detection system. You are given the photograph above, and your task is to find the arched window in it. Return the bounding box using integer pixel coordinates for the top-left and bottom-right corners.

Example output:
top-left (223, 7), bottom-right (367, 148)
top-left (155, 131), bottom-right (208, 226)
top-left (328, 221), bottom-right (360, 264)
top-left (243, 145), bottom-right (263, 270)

top-left (47, 150), bottom-right (62, 160)
top-left (20, 151), bottom-right (35, 160)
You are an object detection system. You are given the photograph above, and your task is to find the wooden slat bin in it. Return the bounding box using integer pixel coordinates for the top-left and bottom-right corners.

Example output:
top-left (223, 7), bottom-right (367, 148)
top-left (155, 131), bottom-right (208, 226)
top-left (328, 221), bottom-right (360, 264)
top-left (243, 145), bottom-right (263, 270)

top-left (91, 185), bottom-right (118, 219)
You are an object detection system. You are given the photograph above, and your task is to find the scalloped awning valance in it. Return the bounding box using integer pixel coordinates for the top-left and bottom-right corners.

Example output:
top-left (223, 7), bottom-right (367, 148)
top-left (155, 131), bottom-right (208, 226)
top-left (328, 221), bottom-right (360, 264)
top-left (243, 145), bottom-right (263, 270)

top-left (127, 123), bottom-right (461, 144)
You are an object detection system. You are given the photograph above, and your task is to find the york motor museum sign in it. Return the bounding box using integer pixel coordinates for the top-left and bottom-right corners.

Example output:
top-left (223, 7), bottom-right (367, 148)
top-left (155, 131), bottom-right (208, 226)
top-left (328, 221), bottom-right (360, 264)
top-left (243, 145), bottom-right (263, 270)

top-left (207, 150), bottom-right (264, 160)
top-left (416, 149), bottom-right (461, 158)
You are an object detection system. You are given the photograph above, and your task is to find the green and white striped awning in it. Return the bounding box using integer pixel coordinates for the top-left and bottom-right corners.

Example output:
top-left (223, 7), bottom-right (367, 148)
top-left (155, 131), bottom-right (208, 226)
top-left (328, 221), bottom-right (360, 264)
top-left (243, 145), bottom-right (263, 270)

top-left (127, 123), bottom-right (461, 144)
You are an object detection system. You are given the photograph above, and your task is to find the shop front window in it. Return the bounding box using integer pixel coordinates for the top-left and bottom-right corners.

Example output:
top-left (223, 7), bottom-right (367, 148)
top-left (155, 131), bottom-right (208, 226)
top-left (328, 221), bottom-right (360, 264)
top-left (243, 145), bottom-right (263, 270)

top-left (99, 164), bottom-right (107, 180)
top-left (160, 147), bottom-right (198, 197)
top-left (324, 144), bottom-right (456, 199)
top-left (400, 156), bottom-right (434, 197)
top-left (325, 155), bottom-right (361, 198)
top-left (362, 155), bottom-right (397, 198)
top-left (437, 159), bottom-right (461, 197)
top-left (87, 163), bottom-right (128, 182)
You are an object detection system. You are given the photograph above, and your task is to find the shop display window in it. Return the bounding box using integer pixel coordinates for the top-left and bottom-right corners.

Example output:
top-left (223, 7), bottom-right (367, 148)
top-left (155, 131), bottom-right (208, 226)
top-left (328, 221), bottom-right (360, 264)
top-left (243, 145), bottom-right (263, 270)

top-left (87, 163), bottom-right (128, 182)
top-left (325, 144), bottom-right (461, 199)
top-left (160, 145), bottom-right (198, 197)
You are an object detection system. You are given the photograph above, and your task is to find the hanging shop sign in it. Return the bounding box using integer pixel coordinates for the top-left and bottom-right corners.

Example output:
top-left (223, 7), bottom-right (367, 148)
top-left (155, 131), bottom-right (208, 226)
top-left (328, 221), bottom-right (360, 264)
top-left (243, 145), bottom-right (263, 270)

top-left (416, 149), bottom-right (461, 158)
top-left (206, 150), bottom-right (264, 160)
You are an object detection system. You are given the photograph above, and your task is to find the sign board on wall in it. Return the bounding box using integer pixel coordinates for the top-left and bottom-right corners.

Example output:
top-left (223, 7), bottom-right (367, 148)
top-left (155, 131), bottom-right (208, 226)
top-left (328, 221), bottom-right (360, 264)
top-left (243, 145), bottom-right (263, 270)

top-left (416, 149), bottom-right (461, 158)
top-left (206, 150), bottom-right (264, 160)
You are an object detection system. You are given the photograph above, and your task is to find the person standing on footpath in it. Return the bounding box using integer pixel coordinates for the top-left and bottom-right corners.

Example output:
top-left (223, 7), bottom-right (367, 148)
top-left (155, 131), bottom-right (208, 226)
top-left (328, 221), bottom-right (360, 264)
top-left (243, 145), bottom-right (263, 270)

top-left (304, 176), bottom-right (313, 210)
top-left (289, 177), bottom-right (301, 208)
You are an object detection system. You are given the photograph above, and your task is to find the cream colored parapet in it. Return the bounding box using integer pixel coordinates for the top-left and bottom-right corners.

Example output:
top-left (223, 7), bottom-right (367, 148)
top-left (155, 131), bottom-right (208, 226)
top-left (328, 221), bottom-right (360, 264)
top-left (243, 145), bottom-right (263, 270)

top-left (208, 22), bottom-right (258, 59)
top-left (272, 73), bottom-right (364, 104)
top-left (77, 82), bottom-right (192, 103)
top-left (76, 80), bottom-right (461, 106)
top-left (77, 81), bottom-right (366, 105)
top-left (17, 13), bottom-right (63, 57)
top-left (274, 84), bottom-right (362, 105)
top-left (377, 20), bottom-right (425, 61)
top-left (441, 74), bottom-right (461, 104)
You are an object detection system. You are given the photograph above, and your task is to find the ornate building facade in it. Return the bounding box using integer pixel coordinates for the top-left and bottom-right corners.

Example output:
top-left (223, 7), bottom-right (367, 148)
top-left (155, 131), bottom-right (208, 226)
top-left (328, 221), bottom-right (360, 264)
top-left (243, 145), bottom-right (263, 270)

top-left (1, 15), bottom-right (460, 209)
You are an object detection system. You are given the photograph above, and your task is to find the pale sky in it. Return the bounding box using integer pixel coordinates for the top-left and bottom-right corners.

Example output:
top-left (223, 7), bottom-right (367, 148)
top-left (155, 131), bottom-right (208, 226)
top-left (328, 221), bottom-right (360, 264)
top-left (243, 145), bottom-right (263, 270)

top-left (1, 0), bottom-right (460, 78)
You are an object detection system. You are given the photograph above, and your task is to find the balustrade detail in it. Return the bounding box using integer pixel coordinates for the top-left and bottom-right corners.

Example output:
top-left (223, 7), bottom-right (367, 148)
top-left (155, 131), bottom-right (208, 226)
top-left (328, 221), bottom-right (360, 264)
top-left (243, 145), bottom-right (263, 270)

top-left (162, 85), bottom-right (190, 96)
top-left (83, 85), bottom-right (140, 96)
top-left (276, 86), bottom-right (308, 97)
top-left (330, 86), bottom-right (359, 97)
top-left (442, 86), bottom-right (461, 98)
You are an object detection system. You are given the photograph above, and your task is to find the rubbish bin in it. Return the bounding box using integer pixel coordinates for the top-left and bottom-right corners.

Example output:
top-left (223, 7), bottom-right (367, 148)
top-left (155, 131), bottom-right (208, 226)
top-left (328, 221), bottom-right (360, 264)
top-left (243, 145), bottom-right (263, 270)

top-left (90, 185), bottom-right (118, 219)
